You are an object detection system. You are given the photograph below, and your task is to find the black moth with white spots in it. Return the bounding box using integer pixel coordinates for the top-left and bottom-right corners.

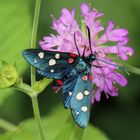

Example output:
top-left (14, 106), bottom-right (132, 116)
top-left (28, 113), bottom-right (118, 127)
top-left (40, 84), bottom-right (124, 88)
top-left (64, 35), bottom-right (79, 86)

top-left (23, 48), bottom-right (96, 128)
top-left (23, 27), bottom-right (100, 128)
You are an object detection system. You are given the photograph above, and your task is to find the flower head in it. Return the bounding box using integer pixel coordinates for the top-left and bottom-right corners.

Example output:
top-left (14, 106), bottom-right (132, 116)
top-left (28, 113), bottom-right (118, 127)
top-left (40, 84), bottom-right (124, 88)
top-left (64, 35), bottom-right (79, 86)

top-left (39, 3), bottom-right (134, 103)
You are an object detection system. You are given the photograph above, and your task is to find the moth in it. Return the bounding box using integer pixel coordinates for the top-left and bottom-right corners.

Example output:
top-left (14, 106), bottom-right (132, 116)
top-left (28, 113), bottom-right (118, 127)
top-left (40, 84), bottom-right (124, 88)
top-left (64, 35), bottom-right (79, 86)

top-left (23, 27), bottom-right (123, 128)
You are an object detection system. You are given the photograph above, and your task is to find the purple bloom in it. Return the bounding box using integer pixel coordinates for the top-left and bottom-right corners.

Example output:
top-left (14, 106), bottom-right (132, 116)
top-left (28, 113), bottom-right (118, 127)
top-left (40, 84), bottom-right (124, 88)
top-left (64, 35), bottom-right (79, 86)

top-left (39, 3), bottom-right (134, 103)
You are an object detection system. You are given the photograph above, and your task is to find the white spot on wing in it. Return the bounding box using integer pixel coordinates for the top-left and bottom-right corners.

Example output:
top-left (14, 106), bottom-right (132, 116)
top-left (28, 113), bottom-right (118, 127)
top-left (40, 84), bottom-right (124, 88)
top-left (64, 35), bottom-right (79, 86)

top-left (38, 52), bottom-right (44, 59)
top-left (84, 90), bottom-right (89, 96)
top-left (76, 112), bottom-right (79, 115)
top-left (55, 53), bottom-right (60, 59)
top-left (76, 92), bottom-right (83, 100)
top-left (49, 59), bottom-right (56, 66)
top-left (34, 59), bottom-right (37, 63)
top-left (81, 106), bottom-right (88, 112)
top-left (50, 69), bottom-right (54, 73)
top-left (69, 92), bottom-right (72, 96)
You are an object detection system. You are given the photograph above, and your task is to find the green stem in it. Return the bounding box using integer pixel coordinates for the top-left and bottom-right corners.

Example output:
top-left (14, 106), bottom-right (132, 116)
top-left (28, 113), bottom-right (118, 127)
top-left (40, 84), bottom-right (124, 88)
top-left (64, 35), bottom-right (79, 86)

top-left (15, 79), bottom-right (33, 96)
top-left (123, 63), bottom-right (140, 75)
top-left (31, 95), bottom-right (45, 140)
top-left (30, 0), bottom-right (46, 140)
top-left (114, 59), bottom-right (140, 75)
top-left (0, 118), bottom-right (18, 131)
top-left (31, 0), bottom-right (41, 88)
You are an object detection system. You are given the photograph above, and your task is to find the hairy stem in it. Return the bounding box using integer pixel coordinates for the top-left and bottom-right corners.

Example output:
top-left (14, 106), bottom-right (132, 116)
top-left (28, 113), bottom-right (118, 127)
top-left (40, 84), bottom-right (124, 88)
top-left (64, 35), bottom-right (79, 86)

top-left (0, 118), bottom-right (18, 131)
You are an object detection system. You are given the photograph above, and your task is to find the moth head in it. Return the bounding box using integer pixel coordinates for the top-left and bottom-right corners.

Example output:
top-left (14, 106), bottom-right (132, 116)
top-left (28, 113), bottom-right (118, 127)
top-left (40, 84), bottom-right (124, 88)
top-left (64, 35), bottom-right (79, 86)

top-left (87, 54), bottom-right (96, 63)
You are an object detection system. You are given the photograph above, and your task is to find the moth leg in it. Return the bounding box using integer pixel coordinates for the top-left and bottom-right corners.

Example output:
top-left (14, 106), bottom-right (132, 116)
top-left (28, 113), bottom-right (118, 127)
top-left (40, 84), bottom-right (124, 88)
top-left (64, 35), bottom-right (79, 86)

top-left (52, 80), bottom-right (63, 93)
top-left (93, 65), bottom-right (103, 68)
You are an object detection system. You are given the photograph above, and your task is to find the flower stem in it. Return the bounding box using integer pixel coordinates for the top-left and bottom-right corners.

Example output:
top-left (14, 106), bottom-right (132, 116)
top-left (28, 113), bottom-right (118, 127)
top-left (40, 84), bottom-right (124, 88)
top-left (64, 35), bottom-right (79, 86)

top-left (123, 63), bottom-right (140, 75)
top-left (0, 118), bottom-right (18, 131)
top-left (31, 0), bottom-right (41, 88)
top-left (31, 95), bottom-right (45, 140)
top-left (30, 0), bottom-right (46, 140)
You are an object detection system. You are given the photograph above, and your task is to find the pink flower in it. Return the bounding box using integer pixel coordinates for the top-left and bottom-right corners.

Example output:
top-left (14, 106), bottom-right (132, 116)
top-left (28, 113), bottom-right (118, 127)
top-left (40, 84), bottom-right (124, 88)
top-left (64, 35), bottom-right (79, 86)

top-left (39, 3), bottom-right (134, 103)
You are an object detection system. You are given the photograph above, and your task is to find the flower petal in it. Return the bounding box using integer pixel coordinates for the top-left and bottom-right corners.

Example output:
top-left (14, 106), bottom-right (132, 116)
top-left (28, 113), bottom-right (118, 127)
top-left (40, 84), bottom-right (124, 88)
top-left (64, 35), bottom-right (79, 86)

top-left (81, 3), bottom-right (89, 15)
top-left (106, 21), bottom-right (115, 32)
top-left (96, 88), bottom-right (102, 101)
top-left (102, 45), bottom-right (134, 60)
top-left (112, 72), bottom-right (128, 87)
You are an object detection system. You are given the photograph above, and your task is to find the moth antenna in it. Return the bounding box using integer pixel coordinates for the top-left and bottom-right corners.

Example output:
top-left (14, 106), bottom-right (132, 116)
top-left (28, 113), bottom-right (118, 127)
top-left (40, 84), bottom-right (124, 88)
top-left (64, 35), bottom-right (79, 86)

top-left (74, 33), bottom-right (80, 56)
top-left (86, 26), bottom-right (93, 54)
top-left (96, 58), bottom-right (128, 74)
top-left (82, 46), bottom-right (86, 57)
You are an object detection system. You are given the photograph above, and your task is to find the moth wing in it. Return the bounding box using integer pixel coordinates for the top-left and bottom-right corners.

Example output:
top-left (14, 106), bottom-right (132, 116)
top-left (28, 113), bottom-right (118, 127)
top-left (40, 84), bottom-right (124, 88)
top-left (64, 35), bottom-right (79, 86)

top-left (70, 72), bottom-right (92, 128)
top-left (23, 49), bottom-right (79, 79)
top-left (62, 74), bottom-right (79, 108)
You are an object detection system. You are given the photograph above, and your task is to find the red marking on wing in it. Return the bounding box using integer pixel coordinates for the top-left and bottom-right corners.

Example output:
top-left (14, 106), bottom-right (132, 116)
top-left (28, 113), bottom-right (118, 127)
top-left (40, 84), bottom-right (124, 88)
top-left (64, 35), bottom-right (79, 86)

top-left (56, 80), bottom-right (63, 86)
top-left (68, 58), bottom-right (74, 63)
top-left (82, 75), bottom-right (88, 81)
top-left (70, 53), bottom-right (77, 58)
top-left (88, 74), bottom-right (93, 81)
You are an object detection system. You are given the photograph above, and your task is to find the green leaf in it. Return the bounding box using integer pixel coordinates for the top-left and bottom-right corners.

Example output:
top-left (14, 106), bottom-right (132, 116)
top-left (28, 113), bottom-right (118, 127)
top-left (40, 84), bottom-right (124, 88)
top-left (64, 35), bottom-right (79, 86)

top-left (53, 116), bottom-right (83, 140)
top-left (0, 61), bottom-right (19, 89)
top-left (34, 78), bottom-right (53, 95)
top-left (0, 105), bottom-right (109, 140)
top-left (0, 0), bottom-right (32, 73)
top-left (82, 125), bottom-right (109, 140)
top-left (0, 118), bottom-right (18, 132)
top-left (0, 132), bottom-right (14, 140)
top-left (0, 89), bottom-right (15, 106)
top-left (0, 0), bottom-right (32, 105)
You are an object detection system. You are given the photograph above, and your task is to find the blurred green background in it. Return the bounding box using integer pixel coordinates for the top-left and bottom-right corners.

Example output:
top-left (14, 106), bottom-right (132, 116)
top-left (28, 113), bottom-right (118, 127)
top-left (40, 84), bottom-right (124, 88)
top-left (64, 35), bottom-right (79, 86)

top-left (0, 0), bottom-right (140, 140)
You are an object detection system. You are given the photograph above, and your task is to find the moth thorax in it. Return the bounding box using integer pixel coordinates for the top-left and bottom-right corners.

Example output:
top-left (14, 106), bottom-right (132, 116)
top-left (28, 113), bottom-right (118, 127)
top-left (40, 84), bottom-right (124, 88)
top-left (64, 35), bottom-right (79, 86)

top-left (77, 60), bottom-right (87, 71)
